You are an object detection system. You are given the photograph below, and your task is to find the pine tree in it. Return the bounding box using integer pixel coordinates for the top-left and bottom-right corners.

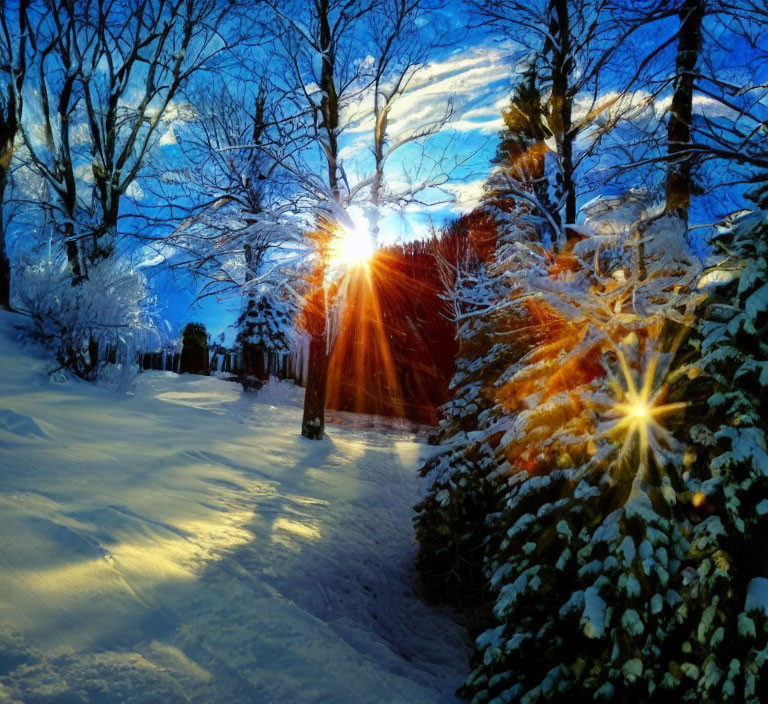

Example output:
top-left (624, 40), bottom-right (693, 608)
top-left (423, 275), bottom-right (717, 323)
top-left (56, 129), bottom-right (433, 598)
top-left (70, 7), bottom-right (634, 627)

top-left (180, 322), bottom-right (210, 375)
top-left (236, 287), bottom-right (293, 388)
top-left (674, 172), bottom-right (768, 702)
top-left (462, 199), bottom-right (700, 703)
top-left (415, 70), bottom-right (560, 612)
top-left (414, 214), bottom-right (507, 607)
top-left (484, 68), bottom-right (554, 245)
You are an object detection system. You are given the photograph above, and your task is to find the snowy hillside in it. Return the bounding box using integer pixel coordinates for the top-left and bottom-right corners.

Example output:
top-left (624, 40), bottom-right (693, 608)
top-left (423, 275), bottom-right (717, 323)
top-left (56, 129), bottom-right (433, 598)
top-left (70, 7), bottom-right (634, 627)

top-left (0, 311), bottom-right (466, 703)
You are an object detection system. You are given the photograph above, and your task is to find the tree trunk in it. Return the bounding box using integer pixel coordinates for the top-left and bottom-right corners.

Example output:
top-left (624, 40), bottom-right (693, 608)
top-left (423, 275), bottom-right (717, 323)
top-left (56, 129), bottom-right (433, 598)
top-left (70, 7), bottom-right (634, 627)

top-left (0, 1), bottom-right (27, 309)
top-left (547, 0), bottom-right (576, 250)
top-left (0, 107), bottom-right (16, 309)
top-left (301, 0), bottom-right (338, 440)
top-left (369, 101), bottom-right (387, 248)
top-left (0, 167), bottom-right (10, 309)
top-left (301, 293), bottom-right (329, 440)
top-left (64, 221), bottom-right (84, 282)
top-left (666, 0), bottom-right (705, 220)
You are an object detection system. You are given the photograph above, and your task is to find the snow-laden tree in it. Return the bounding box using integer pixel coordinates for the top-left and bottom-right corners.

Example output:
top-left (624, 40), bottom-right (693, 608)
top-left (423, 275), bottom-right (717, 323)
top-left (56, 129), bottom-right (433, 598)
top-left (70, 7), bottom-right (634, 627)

top-left (415, 74), bottom-right (557, 606)
top-left (20, 0), bottom-right (231, 280)
top-left (263, 0), bottom-right (458, 438)
top-left (235, 287), bottom-right (295, 388)
top-left (166, 83), bottom-right (305, 292)
top-left (16, 251), bottom-right (158, 387)
top-left (414, 212), bottom-right (511, 606)
top-left (458, 196), bottom-right (702, 703)
top-left (671, 169), bottom-right (768, 702)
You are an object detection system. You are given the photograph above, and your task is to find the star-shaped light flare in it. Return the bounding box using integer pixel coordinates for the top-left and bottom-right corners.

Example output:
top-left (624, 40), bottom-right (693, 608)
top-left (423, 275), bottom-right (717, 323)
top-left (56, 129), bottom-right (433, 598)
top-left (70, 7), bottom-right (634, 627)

top-left (605, 346), bottom-right (687, 477)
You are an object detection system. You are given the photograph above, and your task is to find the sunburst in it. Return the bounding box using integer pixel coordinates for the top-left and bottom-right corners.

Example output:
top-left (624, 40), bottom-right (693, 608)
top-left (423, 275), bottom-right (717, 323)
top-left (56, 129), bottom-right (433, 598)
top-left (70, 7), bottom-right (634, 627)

top-left (604, 345), bottom-right (686, 489)
top-left (328, 207), bottom-right (374, 271)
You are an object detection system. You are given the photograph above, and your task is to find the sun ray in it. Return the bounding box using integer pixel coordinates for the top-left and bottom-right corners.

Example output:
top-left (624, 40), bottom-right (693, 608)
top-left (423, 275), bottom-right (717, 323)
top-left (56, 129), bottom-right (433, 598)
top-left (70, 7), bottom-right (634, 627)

top-left (602, 339), bottom-right (687, 489)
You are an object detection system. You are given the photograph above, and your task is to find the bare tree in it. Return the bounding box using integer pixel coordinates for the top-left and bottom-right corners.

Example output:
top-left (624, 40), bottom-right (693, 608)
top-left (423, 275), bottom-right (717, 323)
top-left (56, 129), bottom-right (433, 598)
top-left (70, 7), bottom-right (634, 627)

top-left (162, 80), bottom-right (305, 298)
top-left (0, 0), bottom-right (28, 308)
top-left (264, 0), bottom-right (458, 438)
top-left (263, 0), bottom-right (377, 439)
top-left (468, 0), bottom-right (682, 249)
top-left (21, 0), bottom-right (232, 281)
top-left (665, 0), bottom-right (705, 220)
top-left (594, 0), bottom-right (768, 221)
top-left (359, 0), bottom-right (454, 245)
top-left (21, 0), bottom-right (86, 278)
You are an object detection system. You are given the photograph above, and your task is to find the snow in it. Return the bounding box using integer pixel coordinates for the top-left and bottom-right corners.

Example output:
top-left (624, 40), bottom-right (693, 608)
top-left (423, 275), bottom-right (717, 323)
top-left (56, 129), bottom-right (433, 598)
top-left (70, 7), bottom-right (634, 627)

top-left (0, 311), bottom-right (466, 702)
top-left (581, 586), bottom-right (607, 639)
top-left (745, 578), bottom-right (768, 616)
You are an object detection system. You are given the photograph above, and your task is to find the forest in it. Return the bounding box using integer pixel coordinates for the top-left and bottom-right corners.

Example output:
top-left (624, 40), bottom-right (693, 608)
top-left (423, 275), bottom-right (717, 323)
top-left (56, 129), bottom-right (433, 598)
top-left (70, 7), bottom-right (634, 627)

top-left (1, 0), bottom-right (768, 702)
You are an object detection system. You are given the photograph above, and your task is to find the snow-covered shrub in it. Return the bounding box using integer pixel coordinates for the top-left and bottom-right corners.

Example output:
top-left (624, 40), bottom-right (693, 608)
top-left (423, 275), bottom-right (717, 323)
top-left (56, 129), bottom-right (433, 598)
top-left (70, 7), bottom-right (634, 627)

top-left (179, 322), bottom-right (210, 375)
top-left (16, 254), bottom-right (159, 388)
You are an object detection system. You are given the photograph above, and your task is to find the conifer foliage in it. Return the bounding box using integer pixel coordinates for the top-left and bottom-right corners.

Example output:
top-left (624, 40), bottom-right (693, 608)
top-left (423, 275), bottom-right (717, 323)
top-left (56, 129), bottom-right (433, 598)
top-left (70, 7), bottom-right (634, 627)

top-left (417, 72), bottom-right (768, 701)
top-left (675, 175), bottom-right (768, 703)
top-left (236, 289), bottom-right (294, 388)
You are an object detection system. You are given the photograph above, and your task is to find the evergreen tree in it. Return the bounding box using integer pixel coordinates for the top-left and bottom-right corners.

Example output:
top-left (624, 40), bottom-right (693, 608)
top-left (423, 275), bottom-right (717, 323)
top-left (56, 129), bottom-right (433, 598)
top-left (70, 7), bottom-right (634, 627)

top-left (236, 286), bottom-right (294, 388)
top-left (484, 68), bottom-right (554, 245)
top-left (415, 70), bottom-right (559, 612)
top-left (180, 323), bottom-right (210, 376)
top-left (674, 172), bottom-right (768, 702)
top-left (460, 217), bottom-right (699, 702)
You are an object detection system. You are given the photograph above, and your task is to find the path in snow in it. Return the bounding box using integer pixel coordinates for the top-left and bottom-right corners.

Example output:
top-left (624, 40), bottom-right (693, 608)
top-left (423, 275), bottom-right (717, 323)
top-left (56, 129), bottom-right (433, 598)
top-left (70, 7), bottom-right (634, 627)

top-left (0, 311), bottom-right (467, 703)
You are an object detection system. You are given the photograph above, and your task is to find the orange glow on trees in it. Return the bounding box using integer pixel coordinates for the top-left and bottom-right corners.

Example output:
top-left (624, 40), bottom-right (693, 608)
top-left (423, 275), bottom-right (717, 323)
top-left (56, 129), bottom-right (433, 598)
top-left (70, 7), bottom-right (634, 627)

top-left (325, 237), bottom-right (459, 425)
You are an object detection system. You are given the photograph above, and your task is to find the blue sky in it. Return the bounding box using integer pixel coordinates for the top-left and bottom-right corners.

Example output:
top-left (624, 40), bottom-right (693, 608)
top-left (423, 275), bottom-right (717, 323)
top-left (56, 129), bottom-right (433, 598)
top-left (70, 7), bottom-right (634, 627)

top-left (137, 34), bottom-right (523, 343)
top-left (11, 1), bottom-right (766, 343)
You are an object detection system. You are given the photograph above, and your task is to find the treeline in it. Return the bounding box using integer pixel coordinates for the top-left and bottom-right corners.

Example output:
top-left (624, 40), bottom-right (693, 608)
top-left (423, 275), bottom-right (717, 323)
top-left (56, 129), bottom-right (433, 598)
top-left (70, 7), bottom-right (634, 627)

top-left (414, 1), bottom-right (768, 703)
top-left (326, 237), bottom-right (463, 425)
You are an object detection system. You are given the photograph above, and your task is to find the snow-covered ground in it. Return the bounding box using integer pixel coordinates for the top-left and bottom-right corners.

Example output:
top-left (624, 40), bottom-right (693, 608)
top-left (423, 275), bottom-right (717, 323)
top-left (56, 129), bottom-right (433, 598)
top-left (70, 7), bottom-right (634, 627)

top-left (0, 311), bottom-right (467, 703)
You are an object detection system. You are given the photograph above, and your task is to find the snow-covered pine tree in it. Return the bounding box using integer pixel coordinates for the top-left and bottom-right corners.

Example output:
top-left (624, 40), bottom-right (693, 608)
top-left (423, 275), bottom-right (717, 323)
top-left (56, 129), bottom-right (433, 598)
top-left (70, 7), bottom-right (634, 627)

top-left (414, 212), bottom-right (508, 608)
top-left (236, 285), bottom-right (294, 388)
top-left (484, 66), bottom-right (551, 219)
top-left (673, 174), bottom-right (768, 702)
top-left (415, 73), bottom-right (552, 613)
top-left (464, 200), bottom-right (700, 703)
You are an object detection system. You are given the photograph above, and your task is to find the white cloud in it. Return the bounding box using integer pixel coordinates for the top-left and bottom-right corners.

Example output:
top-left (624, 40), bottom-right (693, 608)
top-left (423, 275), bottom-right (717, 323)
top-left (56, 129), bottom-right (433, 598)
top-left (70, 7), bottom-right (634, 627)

top-left (125, 180), bottom-right (145, 201)
top-left (339, 43), bottom-right (516, 159)
top-left (159, 125), bottom-right (177, 146)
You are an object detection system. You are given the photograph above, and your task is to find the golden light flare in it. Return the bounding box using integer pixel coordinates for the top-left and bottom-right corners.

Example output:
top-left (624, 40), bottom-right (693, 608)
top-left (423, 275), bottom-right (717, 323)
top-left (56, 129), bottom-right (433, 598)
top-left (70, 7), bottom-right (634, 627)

top-left (691, 491), bottom-right (707, 509)
top-left (605, 346), bottom-right (687, 479)
top-left (328, 211), bottom-right (374, 270)
top-left (326, 249), bottom-right (405, 419)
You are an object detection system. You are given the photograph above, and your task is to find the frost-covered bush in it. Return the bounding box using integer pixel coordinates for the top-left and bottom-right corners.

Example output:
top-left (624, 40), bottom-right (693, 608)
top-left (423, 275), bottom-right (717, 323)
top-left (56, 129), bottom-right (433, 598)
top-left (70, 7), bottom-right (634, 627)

top-left (16, 254), bottom-right (159, 388)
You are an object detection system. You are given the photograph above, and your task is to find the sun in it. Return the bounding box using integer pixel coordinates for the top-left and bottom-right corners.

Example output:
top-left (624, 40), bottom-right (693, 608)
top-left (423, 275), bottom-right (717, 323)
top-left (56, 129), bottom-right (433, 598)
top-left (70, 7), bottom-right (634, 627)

top-left (329, 207), bottom-right (374, 270)
top-left (331, 226), bottom-right (374, 268)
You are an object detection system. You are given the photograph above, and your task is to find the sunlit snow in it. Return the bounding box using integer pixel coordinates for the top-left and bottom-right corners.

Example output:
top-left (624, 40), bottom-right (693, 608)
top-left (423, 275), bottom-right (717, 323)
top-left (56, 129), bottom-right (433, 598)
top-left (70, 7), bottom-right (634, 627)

top-left (0, 311), bottom-right (466, 703)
